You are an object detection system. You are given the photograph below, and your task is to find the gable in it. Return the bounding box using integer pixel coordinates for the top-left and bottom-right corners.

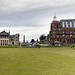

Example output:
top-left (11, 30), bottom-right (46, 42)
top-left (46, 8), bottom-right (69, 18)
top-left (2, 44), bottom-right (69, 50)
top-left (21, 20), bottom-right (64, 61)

top-left (0, 31), bottom-right (9, 35)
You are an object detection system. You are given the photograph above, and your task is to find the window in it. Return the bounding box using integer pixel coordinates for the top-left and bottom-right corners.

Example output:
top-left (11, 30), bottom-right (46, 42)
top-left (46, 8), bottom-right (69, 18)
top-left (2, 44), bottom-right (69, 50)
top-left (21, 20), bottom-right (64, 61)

top-left (10, 38), bottom-right (13, 41)
top-left (5, 35), bottom-right (6, 38)
top-left (70, 29), bottom-right (72, 31)
top-left (58, 25), bottom-right (61, 27)
top-left (3, 40), bottom-right (4, 45)
top-left (74, 22), bottom-right (75, 27)
top-left (63, 40), bottom-right (66, 43)
top-left (59, 35), bottom-right (61, 38)
top-left (1, 40), bottom-right (2, 45)
top-left (59, 32), bottom-right (61, 34)
top-left (74, 32), bottom-right (75, 34)
top-left (1, 35), bottom-right (2, 38)
top-left (53, 28), bottom-right (57, 30)
top-left (70, 35), bottom-right (72, 38)
top-left (70, 22), bottom-right (72, 27)
top-left (7, 40), bottom-right (8, 45)
top-left (5, 40), bottom-right (6, 45)
top-left (58, 29), bottom-right (61, 31)
top-left (70, 32), bottom-right (72, 34)
top-left (55, 32), bottom-right (57, 34)
top-left (12, 42), bottom-right (14, 45)
top-left (62, 22), bottom-right (65, 27)
top-left (62, 35), bottom-right (65, 38)
top-left (62, 31), bottom-right (65, 34)
top-left (67, 39), bottom-right (69, 43)
top-left (63, 28), bottom-right (65, 31)
top-left (66, 22), bottom-right (68, 27)
top-left (53, 35), bottom-right (55, 38)
top-left (55, 35), bottom-right (57, 38)
top-left (53, 32), bottom-right (57, 34)
top-left (16, 36), bottom-right (17, 38)
top-left (67, 35), bottom-right (69, 38)
top-left (66, 29), bottom-right (68, 31)
top-left (65, 24), bottom-right (66, 28)
top-left (74, 40), bottom-right (75, 43)
top-left (59, 40), bottom-right (61, 42)
top-left (53, 25), bottom-right (57, 27)
top-left (72, 22), bottom-right (74, 27)
top-left (70, 39), bottom-right (72, 43)
top-left (5, 35), bottom-right (8, 38)
top-left (3, 35), bottom-right (4, 38)
top-left (74, 29), bottom-right (75, 31)
top-left (66, 32), bottom-right (69, 34)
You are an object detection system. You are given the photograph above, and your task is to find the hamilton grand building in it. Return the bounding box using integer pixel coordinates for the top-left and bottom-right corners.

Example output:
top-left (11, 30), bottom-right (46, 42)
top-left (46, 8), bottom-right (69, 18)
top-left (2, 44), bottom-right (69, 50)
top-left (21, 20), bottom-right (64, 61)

top-left (0, 30), bottom-right (19, 46)
top-left (50, 16), bottom-right (75, 44)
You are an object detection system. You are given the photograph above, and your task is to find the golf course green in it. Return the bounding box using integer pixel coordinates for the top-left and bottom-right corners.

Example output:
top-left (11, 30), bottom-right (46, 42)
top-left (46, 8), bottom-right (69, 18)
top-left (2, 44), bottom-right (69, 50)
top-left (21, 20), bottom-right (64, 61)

top-left (0, 47), bottom-right (75, 75)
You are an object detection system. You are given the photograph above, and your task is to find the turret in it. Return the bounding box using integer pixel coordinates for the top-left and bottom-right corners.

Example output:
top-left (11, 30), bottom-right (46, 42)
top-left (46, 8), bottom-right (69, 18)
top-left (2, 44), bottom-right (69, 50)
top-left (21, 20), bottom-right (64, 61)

top-left (53, 14), bottom-right (57, 21)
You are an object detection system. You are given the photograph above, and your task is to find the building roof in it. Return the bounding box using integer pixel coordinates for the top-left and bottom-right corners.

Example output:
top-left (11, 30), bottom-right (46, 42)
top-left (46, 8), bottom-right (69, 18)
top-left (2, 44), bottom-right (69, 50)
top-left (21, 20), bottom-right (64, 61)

top-left (10, 35), bottom-right (15, 38)
top-left (0, 30), bottom-right (9, 35)
top-left (60, 19), bottom-right (75, 22)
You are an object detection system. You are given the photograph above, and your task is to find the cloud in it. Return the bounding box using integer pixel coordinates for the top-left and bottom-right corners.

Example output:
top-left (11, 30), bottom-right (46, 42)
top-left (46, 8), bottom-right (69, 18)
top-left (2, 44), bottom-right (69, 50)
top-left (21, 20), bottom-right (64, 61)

top-left (0, 0), bottom-right (75, 41)
top-left (0, 0), bottom-right (75, 14)
top-left (0, 26), bottom-right (49, 42)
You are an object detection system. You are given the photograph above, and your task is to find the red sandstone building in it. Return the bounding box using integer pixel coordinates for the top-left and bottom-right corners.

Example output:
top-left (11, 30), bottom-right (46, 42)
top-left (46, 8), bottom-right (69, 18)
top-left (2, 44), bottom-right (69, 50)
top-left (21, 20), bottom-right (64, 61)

top-left (50, 16), bottom-right (75, 44)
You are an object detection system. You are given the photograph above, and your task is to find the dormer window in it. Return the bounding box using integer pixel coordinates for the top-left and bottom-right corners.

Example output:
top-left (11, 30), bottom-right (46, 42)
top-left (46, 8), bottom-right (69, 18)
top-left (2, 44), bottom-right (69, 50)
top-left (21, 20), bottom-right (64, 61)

top-left (58, 29), bottom-right (61, 31)
top-left (53, 28), bottom-right (57, 30)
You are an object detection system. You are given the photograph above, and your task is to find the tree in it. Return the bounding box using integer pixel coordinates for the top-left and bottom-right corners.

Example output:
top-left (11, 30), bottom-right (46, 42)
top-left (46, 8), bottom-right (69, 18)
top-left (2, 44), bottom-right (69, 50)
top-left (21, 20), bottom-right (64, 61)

top-left (31, 39), bottom-right (35, 43)
top-left (36, 39), bottom-right (38, 42)
top-left (39, 34), bottom-right (46, 42)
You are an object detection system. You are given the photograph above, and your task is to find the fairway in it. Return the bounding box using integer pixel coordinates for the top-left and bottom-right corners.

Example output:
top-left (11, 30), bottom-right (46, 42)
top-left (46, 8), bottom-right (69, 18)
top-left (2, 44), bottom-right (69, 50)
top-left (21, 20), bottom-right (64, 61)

top-left (0, 47), bottom-right (75, 75)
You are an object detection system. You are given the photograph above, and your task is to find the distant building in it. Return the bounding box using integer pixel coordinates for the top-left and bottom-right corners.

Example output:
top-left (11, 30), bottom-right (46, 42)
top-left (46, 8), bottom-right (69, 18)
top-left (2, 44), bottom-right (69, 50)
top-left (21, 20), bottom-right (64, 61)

top-left (50, 16), bottom-right (75, 44)
top-left (23, 35), bottom-right (25, 43)
top-left (0, 30), bottom-right (19, 46)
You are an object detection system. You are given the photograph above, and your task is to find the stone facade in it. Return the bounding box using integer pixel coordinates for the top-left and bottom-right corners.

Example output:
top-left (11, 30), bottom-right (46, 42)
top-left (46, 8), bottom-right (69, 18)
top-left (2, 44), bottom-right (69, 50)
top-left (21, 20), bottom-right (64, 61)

top-left (50, 16), bottom-right (75, 45)
top-left (0, 31), bottom-right (19, 46)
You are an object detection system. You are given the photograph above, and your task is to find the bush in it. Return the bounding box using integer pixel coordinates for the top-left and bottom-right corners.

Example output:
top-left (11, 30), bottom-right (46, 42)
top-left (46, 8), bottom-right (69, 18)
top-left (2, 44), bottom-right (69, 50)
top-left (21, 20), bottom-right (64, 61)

top-left (0, 46), bottom-right (19, 48)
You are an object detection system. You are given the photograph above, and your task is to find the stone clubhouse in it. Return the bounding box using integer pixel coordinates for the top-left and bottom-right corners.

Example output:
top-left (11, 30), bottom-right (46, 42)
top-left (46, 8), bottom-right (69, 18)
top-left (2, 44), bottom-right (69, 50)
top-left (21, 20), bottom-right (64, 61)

top-left (0, 30), bottom-right (19, 46)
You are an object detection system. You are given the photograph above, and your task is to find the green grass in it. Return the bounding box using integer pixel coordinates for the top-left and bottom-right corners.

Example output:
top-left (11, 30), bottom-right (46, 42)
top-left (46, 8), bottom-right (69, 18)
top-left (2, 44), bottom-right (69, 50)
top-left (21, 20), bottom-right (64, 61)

top-left (0, 47), bottom-right (75, 75)
top-left (0, 46), bottom-right (19, 48)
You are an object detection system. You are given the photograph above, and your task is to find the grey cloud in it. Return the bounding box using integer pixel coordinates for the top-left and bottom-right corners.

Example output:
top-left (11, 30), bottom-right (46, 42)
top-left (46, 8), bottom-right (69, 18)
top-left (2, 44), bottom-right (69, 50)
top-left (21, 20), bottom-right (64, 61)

top-left (0, 0), bottom-right (75, 14)
top-left (0, 0), bottom-right (75, 41)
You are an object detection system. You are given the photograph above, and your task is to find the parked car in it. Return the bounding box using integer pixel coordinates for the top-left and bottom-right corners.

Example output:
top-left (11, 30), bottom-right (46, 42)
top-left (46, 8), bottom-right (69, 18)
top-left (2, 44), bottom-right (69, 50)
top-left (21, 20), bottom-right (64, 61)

top-left (21, 44), bottom-right (28, 47)
top-left (52, 41), bottom-right (61, 46)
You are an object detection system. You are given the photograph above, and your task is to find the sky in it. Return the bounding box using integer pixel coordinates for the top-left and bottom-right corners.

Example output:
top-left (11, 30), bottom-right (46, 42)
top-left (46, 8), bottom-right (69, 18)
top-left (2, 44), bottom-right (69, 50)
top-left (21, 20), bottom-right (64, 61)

top-left (0, 0), bottom-right (75, 42)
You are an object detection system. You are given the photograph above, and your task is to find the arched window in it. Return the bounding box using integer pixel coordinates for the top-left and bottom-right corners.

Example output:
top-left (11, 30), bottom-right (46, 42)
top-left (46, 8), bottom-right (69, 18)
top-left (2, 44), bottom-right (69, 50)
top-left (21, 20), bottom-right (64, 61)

top-left (62, 35), bottom-right (65, 38)
top-left (67, 39), bottom-right (69, 43)
top-left (63, 40), bottom-right (66, 43)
